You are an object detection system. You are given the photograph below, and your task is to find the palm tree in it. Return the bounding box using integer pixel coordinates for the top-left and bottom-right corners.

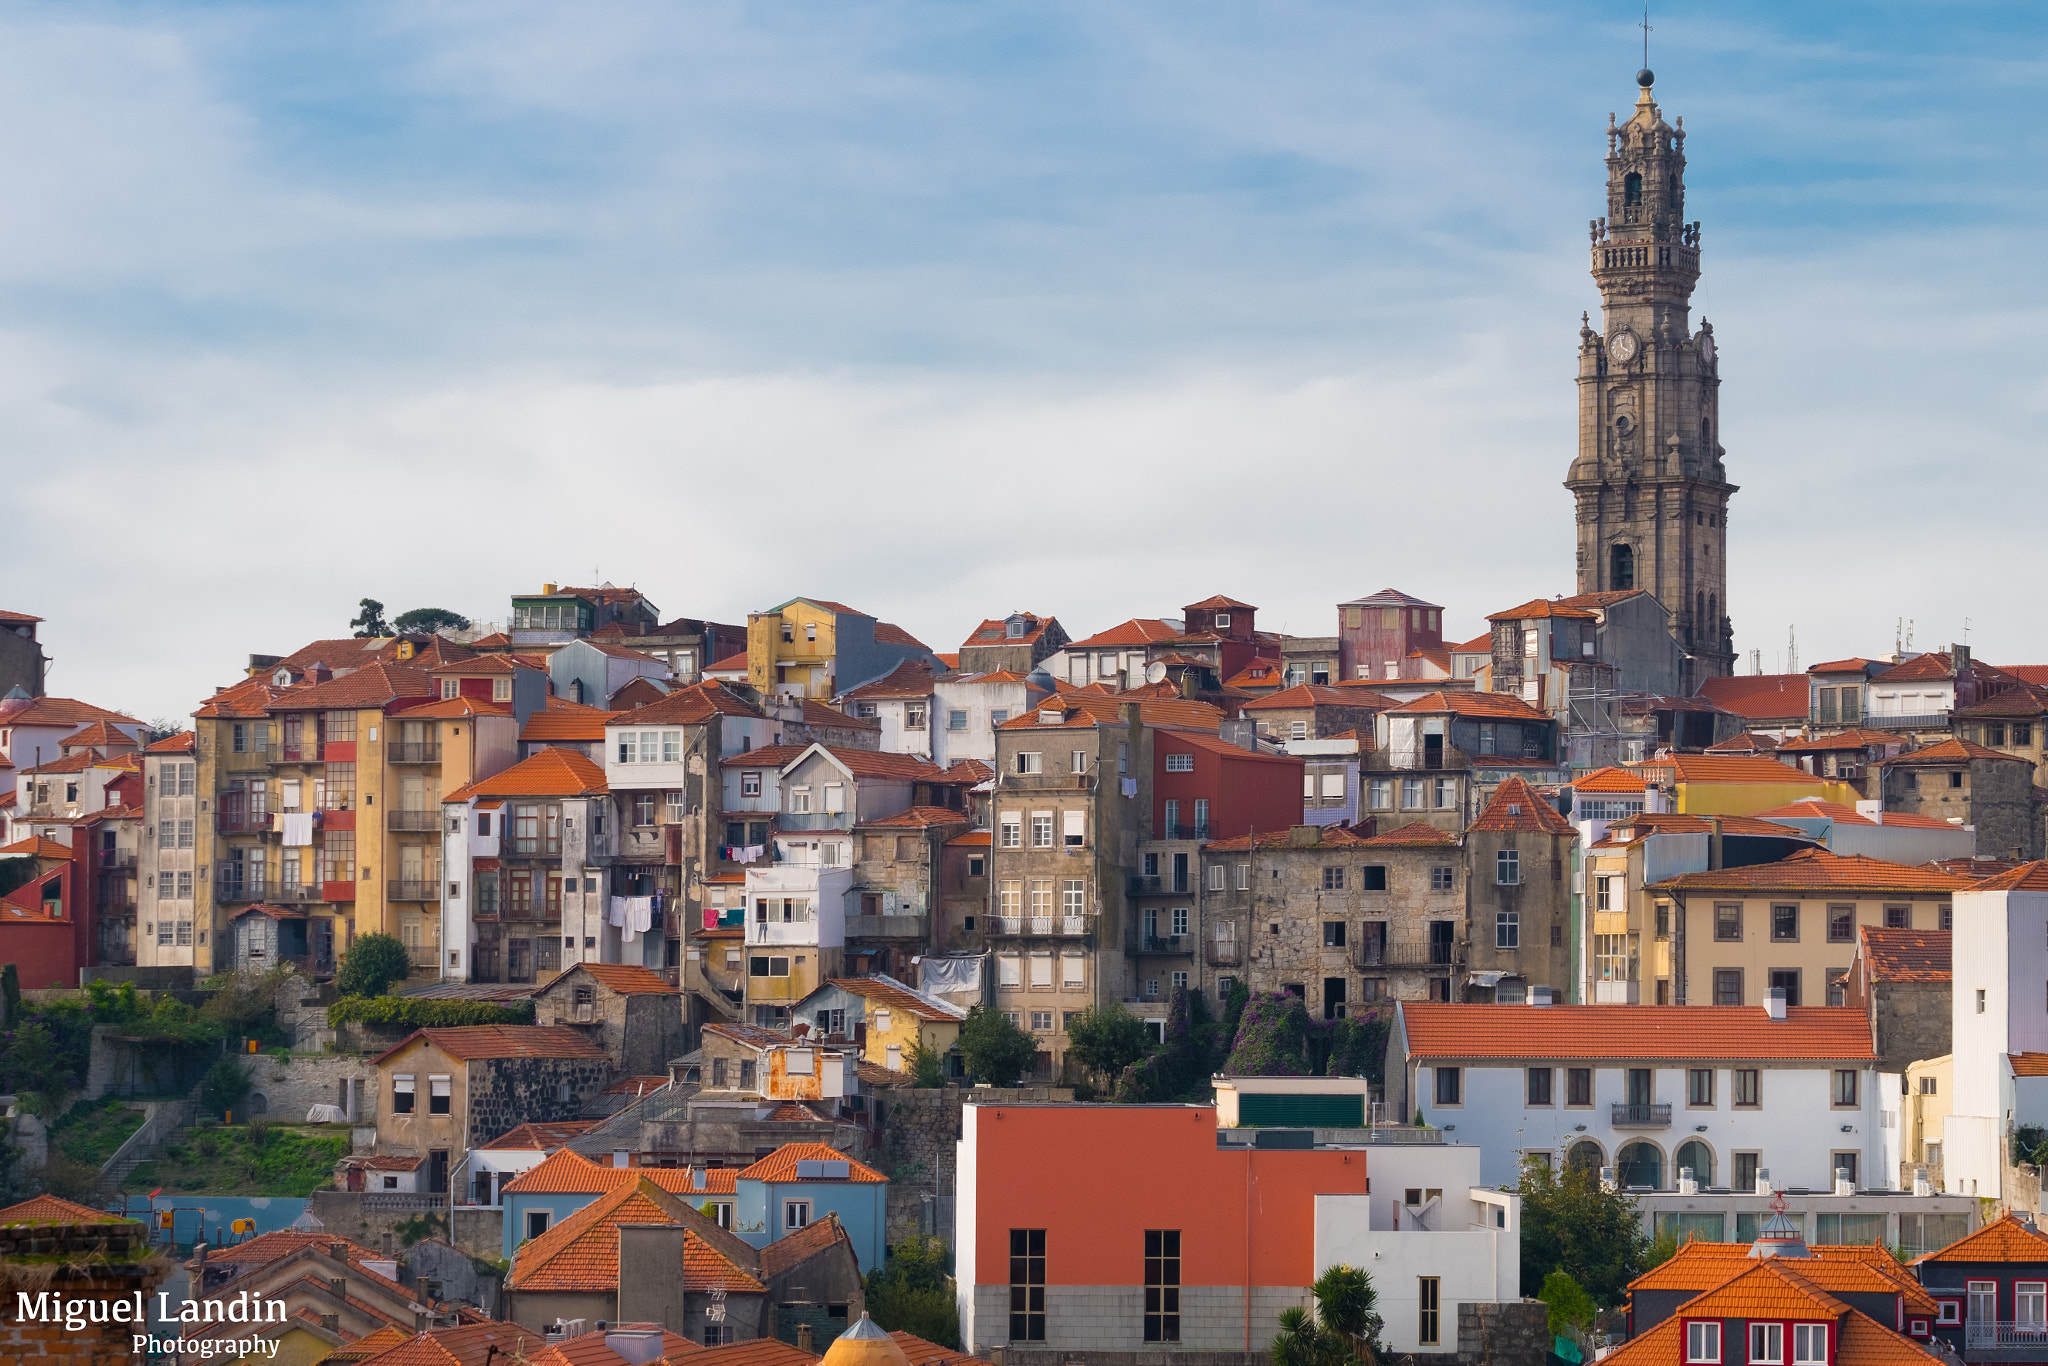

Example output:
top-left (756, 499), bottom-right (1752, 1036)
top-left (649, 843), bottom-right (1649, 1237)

top-left (1271, 1265), bottom-right (1384, 1366)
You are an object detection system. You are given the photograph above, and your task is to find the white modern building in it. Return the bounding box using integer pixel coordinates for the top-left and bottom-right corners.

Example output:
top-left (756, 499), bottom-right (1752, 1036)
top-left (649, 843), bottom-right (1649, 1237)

top-left (1386, 1001), bottom-right (1885, 1192)
top-left (1943, 863), bottom-right (2048, 1199)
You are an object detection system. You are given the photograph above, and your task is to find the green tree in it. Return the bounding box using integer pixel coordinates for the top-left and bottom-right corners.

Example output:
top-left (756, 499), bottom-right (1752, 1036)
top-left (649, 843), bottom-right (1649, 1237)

top-left (337, 933), bottom-right (413, 999)
top-left (201, 1055), bottom-right (252, 1119)
top-left (1514, 1155), bottom-right (1649, 1307)
top-left (1064, 1002), bottom-right (1152, 1091)
top-left (1272, 1264), bottom-right (1383, 1366)
top-left (0, 964), bottom-right (18, 1027)
top-left (956, 1006), bottom-right (1036, 1086)
top-left (350, 599), bottom-right (391, 638)
top-left (1119, 987), bottom-right (1221, 1102)
top-left (1225, 992), bottom-right (1313, 1076)
top-left (0, 859), bottom-right (38, 902)
top-left (905, 1040), bottom-right (946, 1088)
top-left (1540, 1269), bottom-right (1598, 1340)
top-left (393, 608), bottom-right (472, 635)
top-left (864, 1234), bottom-right (959, 1347)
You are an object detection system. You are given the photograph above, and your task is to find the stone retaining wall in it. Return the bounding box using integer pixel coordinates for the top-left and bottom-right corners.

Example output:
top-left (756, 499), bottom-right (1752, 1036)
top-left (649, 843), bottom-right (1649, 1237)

top-left (876, 1085), bottom-right (1072, 1247)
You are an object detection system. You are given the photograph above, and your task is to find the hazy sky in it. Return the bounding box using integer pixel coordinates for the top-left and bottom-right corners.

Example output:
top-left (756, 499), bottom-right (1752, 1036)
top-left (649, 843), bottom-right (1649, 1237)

top-left (7, 2), bottom-right (2046, 723)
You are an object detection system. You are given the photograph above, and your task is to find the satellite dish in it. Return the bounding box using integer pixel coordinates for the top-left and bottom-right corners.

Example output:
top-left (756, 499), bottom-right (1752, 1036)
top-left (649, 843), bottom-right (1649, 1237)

top-left (1145, 661), bottom-right (1168, 685)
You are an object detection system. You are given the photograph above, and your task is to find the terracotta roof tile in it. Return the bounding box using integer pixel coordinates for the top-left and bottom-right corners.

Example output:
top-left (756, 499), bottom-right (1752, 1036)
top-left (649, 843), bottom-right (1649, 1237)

top-left (265, 663), bottom-right (435, 713)
top-left (1665, 753), bottom-right (1821, 785)
top-left (475, 1121), bottom-right (596, 1151)
top-left (1000, 694), bottom-right (1226, 732)
top-left (500, 1149), bottom-right (739, 1197)
top-left (373, 1025), bottom-right (611, 1065)
top-left (1629, 1241), bottom-right (1928, 1309)
top-left (760, 1212), bottom-right (855, 1278)
top-left (1887, 736), bottom-right (2033, 765)
top-left (1595, 813), bottom-right (1814, 845)
top-left (719, 744), bottom-right (810, 770)
top-left (0, 696), bottom-right (140, 727)
top-left (1487, 597), bottom-right (1599, 622)
top-left (1913, 1211), bottom-right (2048, 1264)
top-left (946, 830), bottom-right (992, 847)
top-left (0, 1194), bottom-right (122, 1225)
top-left (1954, 686), bottom-right (2048, 719)
top-left (818, 974), bottom-right (966, 1022)
top-left (0, 835), bottom-right (75, 860)
top-left (1385, 690), bottom-right (1550, 721)
top-left (1339, 588), bottom-right (1439, 610)
top-left (1858, 926), bottom-right (1950, 983)
top-left (510, 1179), bottom-right (761, 1295)
top-left (941, 758), bottom-right (993, 783)
top-left (1696, 674), bottom-right (1810, 722)
top-left (1807, 657), bottom-right (1891, 675)
top-left (356, 1322), bottom-right (549, 1366)
top-left (0, 610), bottom-right (41, 624)
top-left (1202, 826), bottom-right (1376, 853)
top-left (682, 1341), bottom-right (818, 1366)
top-left (399, 697), bottom-right (512, 720)
top-left (1398, 1002), bottom-right (1878, 1061)
top-left (1063, 619), bottom-right (1182, 650)
top-left (1875, 652), bottom-right (1955, 682)
top-left (1775, 729), bottom-right (1903, 753)
top-left (568, 962), bottom-right (677, 995)
top-left (1572, 766), bottom-right (1647, 793)
top-left (857, 806), bottom-right (970, 830)
top-left (736, 1143), bottom-right (886, 1184)
top-left (1707, 730), bottom-right (1782, 752)
top-left (961, 614), bottom-right (1056, 648)
top-left (445, 748), bottom-right (608, 801)
top-left (1468, 778), bottom-right (1575, 835)
top-left (528, 1327), bottom-right (702, 1366)
top-left (601, 681), bottom-right (763, 727)
top-left (1243, 683), bottom-right (1389, 712)
top-left (887, 1332), bottom-right (996, 1366)
top-left (871, 623), bottom-right (928, 650)
top-left (2012, 1053), bottom-right (2048, 1077)
top-left (801, 699), bottom-right (879, 732)
top-left (1357, 821), bottom-right (1460, 847)
top-left (707, 651), bottom-right (749, 672)
top-left (520, 709), bottom-right (620, 743)
top-left (1970, 861), bottom-right (2048, 892)
top-left (1652, 847), bottom-right (1973, 894)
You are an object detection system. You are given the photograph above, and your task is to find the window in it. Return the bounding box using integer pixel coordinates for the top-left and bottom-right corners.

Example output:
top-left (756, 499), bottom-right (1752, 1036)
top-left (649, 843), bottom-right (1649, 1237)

top-left (1978, 988), bottom-right (1987, 1013)
top-left (1686, 1320), bottom-right (1720, 1363)
top-left (1323, 921), bottom-right (1346, 948)
top-left (1418, 1277), bottom-right (1440, 1347)
top-left (1016, 752), bottom-right (1042, 775)
top-left (1030, 814), bottom-right (1053, 848)
top-left (1143, 1230), bottom-right (1181, 1343)
top-left (1732, 1068), bottom-right (1760, 1107)
top-left (1496, 850), bottom-right (1520, 885)
top-left (1401, 778), bottom-right (1424, 810)
top-left (1063, 810), bottom-right (1086, 849)
top-left (428, 1076), bottom-right (451, 1115)
top-left (1833, 1069), bottom-right (1859, 1106)
top-left (1000, 815), bottom-right (1021, 848)
top-left (1734, 1152), bottom-right (1760, 1192)
top-left (1363, 865), bottom-right (1388, 891)
top-left (1771, 904), bottom-right (1798, 941)
top-left (1688, 1069), bottom-right (1714, 1106)
top-left (1527, 1067), bottom-right (1553, 1106)
top-left (947, 709), bottom-right (968, 732)
top-left (1171, 907), bottom-right (1189, 937)
top-left (1595, 876), bottom-right (1611, 912)
top-left (1824, 903), bottom-right (1856, 943)
top-left (1496, 911), bottom-right (1519, 949)
top-left (1236, 863), bottom-right (1250, 890)
top-left (633, 793), bottom-right (657, 827)
top-left (905, 704), bottom-right (927, 731)
top-left (1655, 903), bottom-right (1671, 939)
top-left (1434, 1067), bottom-right (1461, 1106)
top-left (526, 1210), bottom-right (551, 1240)
top-left (1831, 1152), bottom-right (1858, 1186)
top-left (1434, 777), bottom-right (1455, 808)
top-left (1062, 879), bottom-right (1085, 916)
top-left (1940, 904), bottom-right (1953, 930)
top-left (1715, 903), bottom-right (1742, 940)
top-left (1792, 1324), bottom-right (1827, 1363)
top-left (392, 1075), bottom-right (415, 1114)
top-left (1009, 1229), bottom-right (1046, 1341)
top-left (1714, 969), bottom-right (1743, 1006)
top-left (1322, 867), bottom-right (1344, 890)
top-left (1885, 904), bottom-right (1909, 929)
top-left (788, 786), bottom-right (811, 813)
top-left (740, 771), bottom-right (762, 797)
top-left (1431, 865), bottom-right (1454, 891)
top-left (1289, 721), bottom-right (1308, 742)
top-left (784, 1200), bottom-right (812, 1230)
top-left (1030, 1010), bottom-right (1053, 1031)
top-left (2019, 1283), bottom-right (2047, 1330)
top-left (1749, 1322), bottom-right (1783, 1364)
top-left (1207, 864), bottom-right (1225, 891)
top-left (1368, 778), bottom-right (1392, 809)
top-left (1566, 1068), bottom-right (1592, 1106)
top-left (1164, 752), bottom-right (1193, 772)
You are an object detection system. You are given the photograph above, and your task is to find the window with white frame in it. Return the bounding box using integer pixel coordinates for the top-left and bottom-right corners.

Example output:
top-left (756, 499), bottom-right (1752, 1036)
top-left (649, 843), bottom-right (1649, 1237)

top-left (1016, 752), bottom-right (1043, 775)
top-left (785, 1200), bottom-right (812, 1230)
top-left (789, 786), bottom-right (812, 813)
top-left (1000, 814), bottom-right (1022, 848)
top-left (1030, 813), bottom-right (1054, 848)
top-left (1791, 1325), bottom-right (1826, 1363)
top-left (1686, 1321), bottom-right (1720, 1363)
top-left (1164, 753), bottom-right (1193, 772)
top-left (1171, 907), bottom-right (1189, 936)
top-left (1063, 811), bottom-right (1085, 848)
top-left (1748, 1323), bottom-right (1782, 1364)
top-left (1322, 773), bottom-right (1346, 799)
top-left (1368, 779), bottom-right (1392, 809)
top-left (1496, 911), bottom-right (1519, 949)
top-left (1236, 863), bottom-right (1250, 890)
top-left (741, 772), bottom-right (762, 797)
top-left (1061, 879), bottom-right (1085, 916)
top-left (1071, 750), bottom-right (1087, 773)
top-left (1207, 865), bottom-right (1225, 890)
top-left (1497, 850), bottom-right (1521, 885)
top-left (948, 710), bottom-right (969, 731)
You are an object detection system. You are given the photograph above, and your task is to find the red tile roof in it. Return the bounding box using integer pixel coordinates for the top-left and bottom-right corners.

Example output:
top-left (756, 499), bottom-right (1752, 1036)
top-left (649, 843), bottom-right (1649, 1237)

top-left (1696, 673), bottom-right (1809, 721)
top-left (1875, 652), bottom-right (1956, 682)
top-left (683, 1341), bottom-right (819, 1366)
top-left (265, 663), bottom-right (435, 713)
top-left (2013, 1053), bottom-right (2048, 1077)
top-left (719, 744), bottom-right (810, 770)
top-left (1628, 1241), bottom-right (1938, 1314)
top-left (1572, 766), bottom-right (1647, 793)
top-left (1487, 598), bottom-right (1598, 622)
top-left (529, 1327), bottom-right (702, 1366)
top-left (445, 748), bottom-right (608, 801)
top-left (1954, 687), bottom-right (2048, 718)
top-left (1859, 926), bottom-right (1951, 983)
top-left (428, 655), bottom-right (530, 675)
top-left (887, 1332), bottom-right (996, 1366)
top-left (1775, 729), bottom-right (1903, 753)
top-left (760, 1212), bottom-right (856, 1278)
top-left (1063, 619), bottom-right (1181, 651)
top-left (60, 721), bottom-right (131, 749)
top-left (1913, 1212), bottom-right (2048, 1265)
top-left (475, 1121), bottom-right (596, 1151)
top-left (736, 1143), bottom-right (886, 1184)
top-left (0, 1194), bottom-right (122, 1225)
top-left (960, 615), bottom-right (1057, 648)
top-left (1665, 753), bottom-right (1824, 785)
top-left (0, 610), bottom-right (41, 624)
top-left (520, 709), bottom-right (620, 743)
top-left (139, 731), bottom-right (194, 753)
top-left (1652, 847), bottom-right (1974, 893)
top-left (0, 835), bottom-right (75, 860)
top-left (1201, 826), bottom-right (1377, 853)
top-left (1969, 861), bottom-right (2048, 892)
top-left (1357, 822), bottom-right (1460, 847)
top-left (1001, 694), bottom-right (1226, 732)
top-left (1467, 777), bottom-right (1575, 835)
top-left (567, 962), bottom-right (677, 995)
top-left (707, 651), bottom-right (749, 672)
top-left (1887, 736), bottom-right (2033, 766)
top-left (1385, 690), bottom-right (1550, 721)
top-left (1706, 730), bottom-right (1782, 752)
top-left (399, 697), bottom-right (512, 720)
top-left (1807, 657), bottom-right (1890, 675)
top-left (1242, 683), bottom-right (1388, 712)
top-left (858, 806), bottom-right (971, 829)
top-left (509, 1179), bottom-right (761, 1295)
top-left (841, 663), bottom-right (939, 701)
top-left (1398, 1002), bottom-right (1878, 1061)
top-left (946, 830), bottom-right (992, 847)
top-left (802, 699), bottom-right (880, 732)
top-left (373, 1025), bottom-right (611, 1065)
top-left (500, 1149), bottom-right (739, 1197)
top-left (819, 975), bottom-right (966, 1022)
top-left (353, 1321), bottom-right (549, 1366)
top-left (1594, 813), bottom-right (1814, 845)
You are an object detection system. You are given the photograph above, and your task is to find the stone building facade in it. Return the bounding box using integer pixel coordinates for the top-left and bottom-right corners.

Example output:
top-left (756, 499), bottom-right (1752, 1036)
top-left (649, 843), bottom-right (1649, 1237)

top-left (0, 610), bottom-right (47, 697)
top-left (1566, 71), bottom-right (1736, 688)
top-left (1847, 925), bottom-right (1952, 1075)
top-left (1880, 738), bottom-right (2041, 860)
top-left (531, 962), bottom-right (689, 1077)
top-left (1462, 778), bottom-right (1579, 1004)
top-left (1198, 823), bottom-right (1466, 1019)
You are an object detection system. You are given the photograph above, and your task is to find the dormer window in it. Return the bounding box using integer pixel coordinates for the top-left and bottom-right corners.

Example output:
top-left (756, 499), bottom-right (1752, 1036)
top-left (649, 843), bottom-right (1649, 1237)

top-left (1748, 1323), bottom-right (1782, 1364)
top-left (1685, 1321), bottom-right (1720, 1363)
top-left (1214, 613), bottom-right (1231, 629)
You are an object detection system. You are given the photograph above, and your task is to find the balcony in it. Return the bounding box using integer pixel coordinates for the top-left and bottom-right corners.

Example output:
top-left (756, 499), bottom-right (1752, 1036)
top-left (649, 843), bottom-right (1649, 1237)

top-left (1966, 1322), bottom-right (2048, 1350)
top-left (271, 746), bottom-right (323, 765)
top-left (270, 883), bottom-right (324, 903)
top-left (1127, 875), bottom-right (1190, 896)
top-left (1610, 1102), bottom-right (1672, 1129)
top-left (98, 900), bottom-right (138, 916)
top-left (387, 742), bottom-right (441, 764)
top-left (1205, 938), bottom-right (1242, 967)
top-left (1354, 941), bottom-right (1457, 969)
top-left (98, 850), bottom-right (137, 871)
top-left (1860, 712), bottom-right (1951, 731)
top-left (1125, 931), bottom-right (1194, 956)
top-left (845, 914), bottom-right (926, 940)
top-left (990, 915), bottom-right (1092, 939)
top-left (216, 810), bottom-right (270, 835)
top-left (997, 772), bottom-right (1094, 793)
top-left (388, 880), bottom-right (440, 901)
top-left (777, 813), bottom-right (852, 832)
top-left (1158, 824), bottom-right (1210, 842)
top-left (216, 878), bottom-right (265, 903)
top-left (407, 946), bottom-right (439, 969)
top-left (387, 810), bottom-right (440, 832)
top-left (221, 747), bottom-right (272, 772)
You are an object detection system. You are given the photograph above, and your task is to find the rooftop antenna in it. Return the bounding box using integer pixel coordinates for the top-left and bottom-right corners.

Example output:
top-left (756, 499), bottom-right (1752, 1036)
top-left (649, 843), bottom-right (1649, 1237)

top-left (1786, 626), bottom-right (1798, 675)
top-left (1641, 1), bottom-right (1653, 73)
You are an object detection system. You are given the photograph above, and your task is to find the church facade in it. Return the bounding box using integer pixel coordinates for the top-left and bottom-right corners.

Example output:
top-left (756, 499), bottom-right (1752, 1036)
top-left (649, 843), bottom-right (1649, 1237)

top-left (1567, 69), bottom-right (1737, 692)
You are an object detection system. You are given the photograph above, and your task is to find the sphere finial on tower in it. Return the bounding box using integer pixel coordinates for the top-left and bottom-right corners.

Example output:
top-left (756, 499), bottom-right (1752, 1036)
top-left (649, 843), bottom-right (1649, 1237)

top-left (1637, 68), bottom-right (1655, 88)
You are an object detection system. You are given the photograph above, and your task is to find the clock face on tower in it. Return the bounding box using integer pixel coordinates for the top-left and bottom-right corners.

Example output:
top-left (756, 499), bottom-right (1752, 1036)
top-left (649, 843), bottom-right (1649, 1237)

top-left (1609, 330), bottom-right (1638, 363)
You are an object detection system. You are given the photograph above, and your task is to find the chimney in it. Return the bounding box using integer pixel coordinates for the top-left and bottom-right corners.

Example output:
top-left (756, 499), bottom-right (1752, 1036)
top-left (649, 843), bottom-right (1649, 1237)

top-left (796, 1324), bottom-right (815, 1353)
top-left (603, 1329), bottom-right (665, 1365)
top-left (320, 1315), bottom-right (339, 1332)
top-left (1953, 642), bottom-right (1971, 671)
top-left (1764, 987), bottom-right (1787, 1022)
top-left (1288, 825), bottom-right (1321, 847)
top-left (1120, 702), bottom-right (1141, 728)
top-left (543, 582), bottom-right (558, 596)
top-left (1708, 817), bottom-right (1724, 871)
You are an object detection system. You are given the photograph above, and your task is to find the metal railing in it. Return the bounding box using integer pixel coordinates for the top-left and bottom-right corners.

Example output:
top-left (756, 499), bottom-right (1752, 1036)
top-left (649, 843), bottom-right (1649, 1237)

top-left (215, 878), bottom-right (266, 903)
top-left (989, 915), bottom-right (1092, 938)
top-left (98, 850), bottom-right (137, 871)
top-left (1158, 824), bottom-right (1210, 841)
top-left (1610, 1102), bottom-right (1672, 1128)
top-left (1354, 941), bottom-right (1456, 968)
top-left (272, 746), bottom-right (323, 764)
top-left (387, 880), bottom-right (440, 901)
top-left (1206, 939), bottom-right (1242, 966)
top-left (387, 810), bottom-right (440, 831)
top-left (1859, 713), bottom-right (1951, 731)
top-left (216, 811), bottom-right (270, 834)
top-left (386, 742), bottom-right (441, 763)
top-left (270, 883), bottom-right (324, 903)
top-left (1966, 1322), bottom-right (2048, 1349)
top-left (1127, 875), bottom-right (1190, 895)
top-left (1125, 931), bottom-right (1193, 955)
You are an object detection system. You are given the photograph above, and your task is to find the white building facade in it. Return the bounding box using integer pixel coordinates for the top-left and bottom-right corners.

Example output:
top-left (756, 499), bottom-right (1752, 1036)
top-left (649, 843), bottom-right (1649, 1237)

top-left (1943, 866), bottom-right (2048, 1199)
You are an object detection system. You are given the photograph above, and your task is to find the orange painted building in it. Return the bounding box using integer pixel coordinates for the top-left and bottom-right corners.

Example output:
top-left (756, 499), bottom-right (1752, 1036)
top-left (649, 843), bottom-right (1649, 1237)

top-left (955, 1104), bottom-right (1371, 1354)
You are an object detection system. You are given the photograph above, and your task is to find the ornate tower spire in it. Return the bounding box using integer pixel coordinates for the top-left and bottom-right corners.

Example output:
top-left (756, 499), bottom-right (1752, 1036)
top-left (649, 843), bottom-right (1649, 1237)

top-left (1567, 68), bottom-right (1736, 691)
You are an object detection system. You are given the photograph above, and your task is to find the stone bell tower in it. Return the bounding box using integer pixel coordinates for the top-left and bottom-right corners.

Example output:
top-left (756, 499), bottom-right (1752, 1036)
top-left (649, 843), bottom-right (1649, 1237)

top-left (1567, 68), bottom-right (1736, 689)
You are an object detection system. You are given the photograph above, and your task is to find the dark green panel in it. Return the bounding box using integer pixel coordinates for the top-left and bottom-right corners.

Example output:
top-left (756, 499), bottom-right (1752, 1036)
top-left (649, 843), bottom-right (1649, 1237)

top-left (1238, 1092), bottom-right (1363, 1127)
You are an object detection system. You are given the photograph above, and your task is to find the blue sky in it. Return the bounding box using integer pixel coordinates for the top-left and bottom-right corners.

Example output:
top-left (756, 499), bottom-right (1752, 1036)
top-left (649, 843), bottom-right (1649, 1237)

top-left (5, 1), bottom-right (2046, 719)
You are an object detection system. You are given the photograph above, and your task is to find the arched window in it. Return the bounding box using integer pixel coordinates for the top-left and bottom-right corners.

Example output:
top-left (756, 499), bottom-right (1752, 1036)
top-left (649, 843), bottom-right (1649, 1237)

top-left (1610, 544), bottom-right (1635, 592)
top-left (1697, 591), bottom-right (1707, 625)
top-left (1708, 595), bottom-right (1718, 631)
top-left (1617, 1140), bottom-right (1664, 1190)
top-left (1624, 172), bottom-right (1643, 206)
top-left (1676, 1140), bottom-right (1714, 1187)
top-left (1700, 416), bottom-right (1712, 450)
top-left (1565, 1140), bottom-right (1605, 1174)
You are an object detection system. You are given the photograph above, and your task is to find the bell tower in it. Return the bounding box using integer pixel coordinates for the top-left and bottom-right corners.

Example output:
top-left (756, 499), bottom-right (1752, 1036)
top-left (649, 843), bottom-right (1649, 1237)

top-left (1567, 68), bottom-right (1736, 689)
